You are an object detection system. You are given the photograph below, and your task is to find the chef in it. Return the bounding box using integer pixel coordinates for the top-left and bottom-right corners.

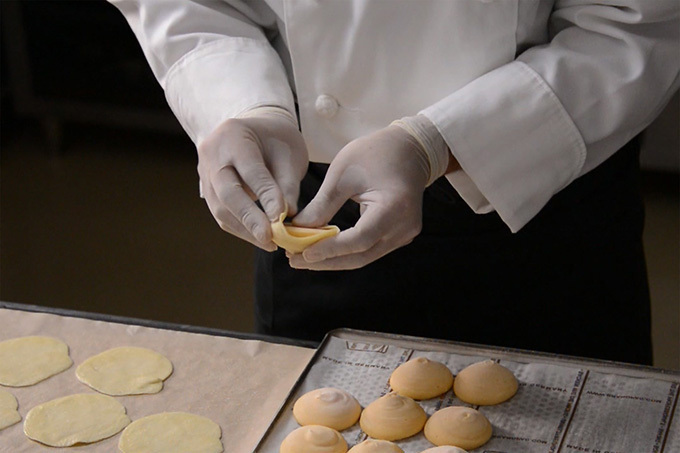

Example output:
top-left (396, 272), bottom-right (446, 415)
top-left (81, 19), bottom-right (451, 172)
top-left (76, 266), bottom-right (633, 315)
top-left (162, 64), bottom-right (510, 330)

top-left (109, 0), bottom-right (679, 364)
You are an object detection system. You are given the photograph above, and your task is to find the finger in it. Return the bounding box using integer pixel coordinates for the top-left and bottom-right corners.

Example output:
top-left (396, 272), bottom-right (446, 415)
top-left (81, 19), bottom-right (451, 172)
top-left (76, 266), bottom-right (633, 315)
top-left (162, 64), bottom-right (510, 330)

top-left (203, 181), bottom-right (277, 251)
top-left (269, 160), bottom-right (303, 217)
top-left (289, 240), bottom-right (389, 271)
top-left (231, 140), bottom-right (285, 220)
top-left (211, 166), bottom-right (274, 245)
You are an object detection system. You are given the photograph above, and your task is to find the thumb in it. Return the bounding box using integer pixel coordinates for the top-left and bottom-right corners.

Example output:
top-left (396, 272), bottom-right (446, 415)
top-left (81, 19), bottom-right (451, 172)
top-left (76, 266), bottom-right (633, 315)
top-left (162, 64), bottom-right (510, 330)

top-left (292, 180), bottom-right (348, 227)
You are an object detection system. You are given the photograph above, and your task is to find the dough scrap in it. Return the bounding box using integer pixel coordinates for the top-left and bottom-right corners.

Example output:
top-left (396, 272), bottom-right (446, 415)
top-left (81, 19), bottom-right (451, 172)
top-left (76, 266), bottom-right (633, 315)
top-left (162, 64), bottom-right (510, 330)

top-left (0, 388), bottom-right (21, 430)
top-left (359, 392), bottom-right (426, 441)
top-left (347, 439), bottom-right (404, 453)
top-left (390, 357), bottom-right (453, 400)
top-left (423, 406), bottom-right (491, 450)
top-left (23, 393), bottom-right (130, 447)
top-left (420, 447), bottom-right (468, 453)
top-left (76, 346), bottom-right (173, 395)
top-left (280, 425), bottom-right (347, 453)
top-left (271, 212), bottom-right (340, 253)
top-left (453, 360), bottom-right (518, 405)
top-left (0, 336), bottom-right (72, 386)
top-left (118, 412), bottom-right (223, 453)
top-left (294, 387), bottom-right (361, 431)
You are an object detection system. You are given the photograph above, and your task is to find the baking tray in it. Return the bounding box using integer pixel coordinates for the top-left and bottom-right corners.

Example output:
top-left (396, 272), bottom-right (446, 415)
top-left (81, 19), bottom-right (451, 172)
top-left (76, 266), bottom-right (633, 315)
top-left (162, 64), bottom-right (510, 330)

top-left (255, 328), bottom-right (680, 453)
top-left (0, 302), bottom-right (316, 452)
top-left (0, 300), bottom-right (317, 348)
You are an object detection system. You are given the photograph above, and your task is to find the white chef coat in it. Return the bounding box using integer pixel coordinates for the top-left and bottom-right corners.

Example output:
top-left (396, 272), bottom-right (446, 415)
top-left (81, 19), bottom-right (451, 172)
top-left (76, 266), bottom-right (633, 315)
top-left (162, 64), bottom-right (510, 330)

top-left (109, 0), bottom-right (679, 232)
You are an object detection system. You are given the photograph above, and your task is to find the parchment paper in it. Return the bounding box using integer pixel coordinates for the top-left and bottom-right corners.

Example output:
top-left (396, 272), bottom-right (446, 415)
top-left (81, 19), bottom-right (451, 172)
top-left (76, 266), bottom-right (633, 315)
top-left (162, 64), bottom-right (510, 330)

top-left (0, 308), bottom-right (314, 453)
top-left (258, 334), bottom-right (680, 452)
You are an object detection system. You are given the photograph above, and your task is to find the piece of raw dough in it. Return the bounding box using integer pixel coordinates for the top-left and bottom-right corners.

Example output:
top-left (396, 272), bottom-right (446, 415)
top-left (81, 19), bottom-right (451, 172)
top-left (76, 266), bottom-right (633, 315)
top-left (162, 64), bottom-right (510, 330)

top-left (294, 387), bottom-right (361, 431)
top-left (390, 357), bottom-right (453, 400)
top-left (359, 392), bottom-right (427, 441)
top-left (271, 212), bottom-right (340, 253)
top-left (0, 336), bottom-right (72, 386)
top-left (280, 425), bottom-right (348, 453)
top-left (423, 406), bottom-right (492, 450)
top-left (0, 388), bottom-right (21, 430)
top-left (76, 346), bottom-right (173, 395)
top-left (420, 447), bottom-right (468, 453)
top-left (453, 360), bottom-right (518, 405)
top-left (23, 393), bottom-right (130, 447)
top-left (348, 439), bottom-right (404, 453)
top-left (119, 412), bottom-right (223, 453)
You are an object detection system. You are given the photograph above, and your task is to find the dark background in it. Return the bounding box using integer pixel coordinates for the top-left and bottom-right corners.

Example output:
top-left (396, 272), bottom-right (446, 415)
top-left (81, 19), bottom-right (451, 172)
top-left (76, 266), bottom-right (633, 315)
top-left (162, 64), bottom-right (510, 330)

top-left (1, 0), bottom-right (678, 368)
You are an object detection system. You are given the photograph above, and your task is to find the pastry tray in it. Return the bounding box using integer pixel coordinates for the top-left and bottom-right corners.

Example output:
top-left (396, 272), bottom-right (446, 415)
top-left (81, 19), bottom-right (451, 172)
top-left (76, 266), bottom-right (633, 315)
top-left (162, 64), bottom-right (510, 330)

top-left (255, 328), bottom-right (680, 453)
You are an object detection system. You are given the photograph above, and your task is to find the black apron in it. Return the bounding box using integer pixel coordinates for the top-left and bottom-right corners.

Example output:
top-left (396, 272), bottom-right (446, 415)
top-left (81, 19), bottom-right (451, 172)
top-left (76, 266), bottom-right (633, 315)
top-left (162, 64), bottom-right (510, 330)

top-left (254, 136), bottom-right (652, 365)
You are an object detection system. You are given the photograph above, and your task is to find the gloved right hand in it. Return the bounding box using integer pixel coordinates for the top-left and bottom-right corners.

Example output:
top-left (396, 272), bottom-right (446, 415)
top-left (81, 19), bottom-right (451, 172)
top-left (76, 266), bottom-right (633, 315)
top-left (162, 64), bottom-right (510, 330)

top-left (197, 108), bottom-right (309, 251)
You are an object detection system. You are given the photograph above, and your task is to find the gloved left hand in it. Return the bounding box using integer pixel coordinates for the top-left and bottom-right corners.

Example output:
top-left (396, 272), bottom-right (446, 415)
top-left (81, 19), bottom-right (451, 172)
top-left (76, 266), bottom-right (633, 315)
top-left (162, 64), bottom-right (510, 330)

top-left (288, 125), bottom-right (432, 270)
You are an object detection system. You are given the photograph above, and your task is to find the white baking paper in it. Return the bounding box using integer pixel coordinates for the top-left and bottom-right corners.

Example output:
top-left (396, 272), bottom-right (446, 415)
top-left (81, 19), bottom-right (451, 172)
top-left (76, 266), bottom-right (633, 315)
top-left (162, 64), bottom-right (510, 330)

top-left (0, 308), bottom-right (314, 452)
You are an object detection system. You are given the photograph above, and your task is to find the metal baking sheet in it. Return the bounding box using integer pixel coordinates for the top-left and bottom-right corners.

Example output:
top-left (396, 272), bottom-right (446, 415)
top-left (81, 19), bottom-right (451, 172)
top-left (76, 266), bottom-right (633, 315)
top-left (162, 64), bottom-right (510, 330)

top-left (255, 328), bottom-right (680, 452)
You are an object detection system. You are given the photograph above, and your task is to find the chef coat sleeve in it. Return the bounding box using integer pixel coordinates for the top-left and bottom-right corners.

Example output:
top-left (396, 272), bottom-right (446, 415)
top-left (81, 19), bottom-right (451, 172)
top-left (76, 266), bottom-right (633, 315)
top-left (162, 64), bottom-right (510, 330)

top-left (108, 0), bottom-right (295, 144)
top-left (420, 0), bottom-right (680, 232)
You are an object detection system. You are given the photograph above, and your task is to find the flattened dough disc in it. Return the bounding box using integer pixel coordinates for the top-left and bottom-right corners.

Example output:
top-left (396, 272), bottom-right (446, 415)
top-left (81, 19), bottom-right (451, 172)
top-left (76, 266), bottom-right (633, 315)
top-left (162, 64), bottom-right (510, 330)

top-left (118, 412), bottom-right (223, 453)
top-left (0, 388), bottom-right (21, 430)
top-left (23, 393), bottom-right (130, 447)
top-left (0, 336), bottom-right (72, 386)
top-left (76, 346), bottom-right (173, 395)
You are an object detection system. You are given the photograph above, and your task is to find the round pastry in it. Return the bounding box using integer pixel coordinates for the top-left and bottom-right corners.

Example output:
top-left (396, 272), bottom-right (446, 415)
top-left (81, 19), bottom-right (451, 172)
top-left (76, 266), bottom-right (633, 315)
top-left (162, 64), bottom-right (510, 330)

top-left (119, 412), bottom-right (222, 453)
top-left (423, 406), bottom-right (492, 450)
top-left (389, 357), bottom-right (453, 400)
top-left (0, 336), bottom-right (72, 387)
top-left (420, 447), bottom-right (468, 453)
top-left (348, 439), bottom-right (404, 453)
top-left (359, 393), bottom-right (427, 441)
top-left (76, 346), bottom-right (173, 396)
top-left (0, 388), bottom-right (22, 430)
top-left (453, 360), bottom-right (518, 405)
top-left (280, 425), bottom-right (347, 453)
top-left (23, 393), bottom-right (130, 447)
top-left (294, 387), bottom-right (361, 431)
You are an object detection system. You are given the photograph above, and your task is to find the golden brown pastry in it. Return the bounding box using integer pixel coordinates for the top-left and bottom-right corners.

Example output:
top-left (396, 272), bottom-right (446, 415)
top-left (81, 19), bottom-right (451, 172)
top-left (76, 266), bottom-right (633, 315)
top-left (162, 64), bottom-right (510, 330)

top-left (389, 357), bottom-right (453, 400)
top-left (453, 360), bottom-right (518, 405)
top-left (280, 425), bottom-right (348, 453)
top-left (348, 439), bottom-right (404, 453)
top-left (294, 387), bottom-right (361, 431)
top-left (359, 393), bottom-right (426, 441)
top-left (420, 447), bottom-right (468, 453)
top-left (423, 406), bottom-right (491, 450)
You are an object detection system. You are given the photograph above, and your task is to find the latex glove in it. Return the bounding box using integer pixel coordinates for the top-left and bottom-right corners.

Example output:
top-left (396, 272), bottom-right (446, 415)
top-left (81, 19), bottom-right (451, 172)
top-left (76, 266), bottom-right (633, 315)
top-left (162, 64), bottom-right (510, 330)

top-left (288, 125), bottom-right (432, 270)
top-left (197, 107), bottom-right (308, 251)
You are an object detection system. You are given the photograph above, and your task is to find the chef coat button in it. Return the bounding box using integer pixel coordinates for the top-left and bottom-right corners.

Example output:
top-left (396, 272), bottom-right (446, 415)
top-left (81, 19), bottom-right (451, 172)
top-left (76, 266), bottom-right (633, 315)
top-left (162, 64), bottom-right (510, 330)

top-left (315, 94), bottom-right (339, 119)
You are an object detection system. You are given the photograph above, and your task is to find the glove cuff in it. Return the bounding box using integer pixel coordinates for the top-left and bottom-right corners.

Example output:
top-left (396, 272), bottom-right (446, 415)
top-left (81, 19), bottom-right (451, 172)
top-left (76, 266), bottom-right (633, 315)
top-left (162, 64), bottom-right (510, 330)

top-left (391, 115), bottom-right (451, 186)
top-left (238, 105), bottom-right (299, 128)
